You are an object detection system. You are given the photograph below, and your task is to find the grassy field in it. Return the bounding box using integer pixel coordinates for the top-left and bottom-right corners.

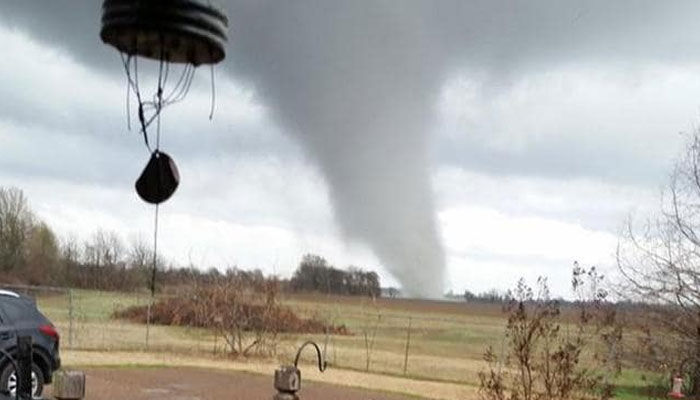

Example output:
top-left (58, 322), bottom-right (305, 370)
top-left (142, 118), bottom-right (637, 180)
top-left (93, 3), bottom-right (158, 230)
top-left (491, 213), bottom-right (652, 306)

top-left (25, 288), bottom-right (662, 399)
top-left (283, 293), bottom-right (506, 384)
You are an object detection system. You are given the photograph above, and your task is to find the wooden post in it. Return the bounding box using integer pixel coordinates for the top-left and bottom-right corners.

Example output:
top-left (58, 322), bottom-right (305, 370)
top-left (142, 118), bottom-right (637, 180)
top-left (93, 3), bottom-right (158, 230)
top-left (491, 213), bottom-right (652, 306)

top-left (53, 370), bottom-right (86, 400)
top-left (273, 366), bottom-right (300, 400)
top-left (68, 290), bottom-right (74, 349)
top-left (16, 336), bottom-right (32, 400)
top-left (145, 300), bottom-right (152, 350)
top-left (403, 316), bottom-right (412, 376)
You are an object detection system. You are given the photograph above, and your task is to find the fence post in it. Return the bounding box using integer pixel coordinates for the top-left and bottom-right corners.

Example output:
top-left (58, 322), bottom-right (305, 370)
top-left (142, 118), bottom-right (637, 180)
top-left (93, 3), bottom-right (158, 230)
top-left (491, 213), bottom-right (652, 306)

top-left (68, 289), bottom-right (74, 349)
top-left (403, 316), bottom-right (412, 376)
top-left (17, 336), bottom-right (32, 400)
top-left (145, 300), bottom-right (152, 351)
top-left (332, 334), bottom-right (337, 367)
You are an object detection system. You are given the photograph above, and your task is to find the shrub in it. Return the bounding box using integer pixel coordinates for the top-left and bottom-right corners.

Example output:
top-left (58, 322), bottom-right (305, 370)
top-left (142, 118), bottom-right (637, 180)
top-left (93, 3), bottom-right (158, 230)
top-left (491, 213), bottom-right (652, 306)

top-left (114, 273), bottom-right (349, 357)
top-left (479, 267), bottom-right (621, 400)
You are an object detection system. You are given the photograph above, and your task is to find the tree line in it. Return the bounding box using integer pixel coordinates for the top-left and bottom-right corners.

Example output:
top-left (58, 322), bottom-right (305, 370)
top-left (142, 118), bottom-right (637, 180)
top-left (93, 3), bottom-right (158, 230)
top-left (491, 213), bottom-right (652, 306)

top-left (0, 187), bottom-right (173, 290)
top-left (0, 187), bottom-right (381, 297)
top-left (289, 254), bottom-right (381, 297)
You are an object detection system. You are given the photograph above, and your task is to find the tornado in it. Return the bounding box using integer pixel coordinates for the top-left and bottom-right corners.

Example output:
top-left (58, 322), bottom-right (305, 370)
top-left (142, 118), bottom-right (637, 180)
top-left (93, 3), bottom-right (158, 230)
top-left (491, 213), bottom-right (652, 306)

top-left (228, 1), bottom-right (447, 297)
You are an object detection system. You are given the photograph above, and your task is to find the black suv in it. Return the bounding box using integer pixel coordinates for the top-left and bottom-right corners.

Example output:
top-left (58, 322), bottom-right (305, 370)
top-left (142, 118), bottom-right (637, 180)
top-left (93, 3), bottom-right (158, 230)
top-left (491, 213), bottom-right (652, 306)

top-left (0, 290), bottom-right (60, 398)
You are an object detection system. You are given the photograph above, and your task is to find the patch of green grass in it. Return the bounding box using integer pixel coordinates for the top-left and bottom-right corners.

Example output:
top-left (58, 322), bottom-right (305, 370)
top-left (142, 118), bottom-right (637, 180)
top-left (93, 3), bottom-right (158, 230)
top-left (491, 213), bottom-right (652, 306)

top-left (613, 369), bottom-right (667, 400)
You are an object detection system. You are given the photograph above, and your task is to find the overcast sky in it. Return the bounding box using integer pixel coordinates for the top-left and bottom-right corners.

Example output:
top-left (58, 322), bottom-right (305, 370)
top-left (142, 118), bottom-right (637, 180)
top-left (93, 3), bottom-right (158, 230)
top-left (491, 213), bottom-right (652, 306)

top-left (0, 1), bottom-right (698, 297)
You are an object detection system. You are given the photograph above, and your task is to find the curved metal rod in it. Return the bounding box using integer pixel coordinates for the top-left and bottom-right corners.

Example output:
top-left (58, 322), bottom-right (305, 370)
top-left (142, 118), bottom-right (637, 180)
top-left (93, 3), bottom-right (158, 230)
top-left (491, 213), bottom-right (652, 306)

top-left (0, 348), bottom-right (18, 373)
top-left (293, 341), bottom-right (327, 372)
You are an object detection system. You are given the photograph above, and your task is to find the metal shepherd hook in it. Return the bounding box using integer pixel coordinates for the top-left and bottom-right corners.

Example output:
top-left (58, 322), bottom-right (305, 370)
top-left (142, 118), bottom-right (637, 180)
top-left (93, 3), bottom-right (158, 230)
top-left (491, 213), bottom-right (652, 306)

top-left (294, 341), bottom-right (328, 372)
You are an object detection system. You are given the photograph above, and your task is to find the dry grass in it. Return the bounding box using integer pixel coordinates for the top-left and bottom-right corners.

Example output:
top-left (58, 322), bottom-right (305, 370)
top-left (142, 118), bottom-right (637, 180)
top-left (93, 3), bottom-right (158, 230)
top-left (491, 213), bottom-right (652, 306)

top-left (33, 289), bottom-right (652, 398)
top-left (36, 290), bottom-right (508, 386)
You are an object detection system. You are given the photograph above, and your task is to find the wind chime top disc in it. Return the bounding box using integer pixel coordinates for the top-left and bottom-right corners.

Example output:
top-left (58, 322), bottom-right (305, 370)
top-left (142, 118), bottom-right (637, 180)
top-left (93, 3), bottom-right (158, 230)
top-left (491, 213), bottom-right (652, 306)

top-left (100, 0), bottom-right (228, 65)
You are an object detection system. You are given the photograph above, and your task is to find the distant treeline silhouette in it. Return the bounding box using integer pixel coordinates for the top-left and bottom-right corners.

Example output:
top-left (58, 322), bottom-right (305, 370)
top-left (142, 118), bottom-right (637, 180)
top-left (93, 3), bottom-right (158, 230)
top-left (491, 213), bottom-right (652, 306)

top-left (289, 254), bottom-right (381, 297)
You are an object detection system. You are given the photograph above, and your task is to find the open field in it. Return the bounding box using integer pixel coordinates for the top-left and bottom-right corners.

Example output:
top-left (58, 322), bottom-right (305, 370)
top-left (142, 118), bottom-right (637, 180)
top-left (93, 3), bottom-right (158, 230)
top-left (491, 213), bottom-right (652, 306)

top-left (34, 289), bottom-right (507, 384)
top-left (6, 287), bottom-right (660, 399)
top-left (283, 293), bottom-right (506, 384)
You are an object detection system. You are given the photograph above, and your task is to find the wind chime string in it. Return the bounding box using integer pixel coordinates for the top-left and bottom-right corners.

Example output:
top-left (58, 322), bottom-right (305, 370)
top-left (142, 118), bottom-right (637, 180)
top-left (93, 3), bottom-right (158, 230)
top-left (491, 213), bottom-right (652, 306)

top-left (118, 41), bottom-right (220, 314)
top-left (103, 0), bottom-right (228, 349)
top-left (144, 45), bottom-right (168, 349)
top-left (149, 43), bottom-right (167, 303)
top-left (121, 53), bottom-right (132, 131)
top-left (120, 45), bottom-right (168, 316)
top-left (121, 56), bottom-right (198, 153)
top-left (150, 204), bottom-right (160, 297)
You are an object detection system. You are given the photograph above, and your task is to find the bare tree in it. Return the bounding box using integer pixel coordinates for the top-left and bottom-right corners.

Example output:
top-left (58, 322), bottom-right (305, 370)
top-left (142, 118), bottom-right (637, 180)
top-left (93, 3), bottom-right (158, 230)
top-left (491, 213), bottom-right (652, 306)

top-left (82, 230), bottom-right (125, 289)
top-left (0, 187), bottom-right (34, 272)
top-left (127, 236), bottom-right (157, 289)
top-left (128, 238), bottom-right (150, 271)
top-left (618, 132), bottom-right (700, 394)
top-left (59, 234), bottom-right (82, 287)
top-left (24, 222), bottom-right (59, 284)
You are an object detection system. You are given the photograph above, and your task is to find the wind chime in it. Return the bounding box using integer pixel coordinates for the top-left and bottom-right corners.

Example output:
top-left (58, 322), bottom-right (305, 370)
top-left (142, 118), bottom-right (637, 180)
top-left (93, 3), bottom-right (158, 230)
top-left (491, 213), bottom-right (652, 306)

top-left (99, 0), bottom-right (228, 309)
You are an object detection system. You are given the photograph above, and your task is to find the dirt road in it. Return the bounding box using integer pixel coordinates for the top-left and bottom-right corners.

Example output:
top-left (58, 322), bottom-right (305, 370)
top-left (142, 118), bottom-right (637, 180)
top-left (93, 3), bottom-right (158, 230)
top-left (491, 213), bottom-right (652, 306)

top-left (50, 367), bottom-right (420, 400)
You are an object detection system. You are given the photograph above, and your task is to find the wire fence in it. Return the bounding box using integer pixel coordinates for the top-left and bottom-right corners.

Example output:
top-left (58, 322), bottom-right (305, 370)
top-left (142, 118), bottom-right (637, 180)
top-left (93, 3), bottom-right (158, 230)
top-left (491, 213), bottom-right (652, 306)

top-left (1, 284), bottom-right (506, 384)
top-left (290, 304), bottom-right (504, 383)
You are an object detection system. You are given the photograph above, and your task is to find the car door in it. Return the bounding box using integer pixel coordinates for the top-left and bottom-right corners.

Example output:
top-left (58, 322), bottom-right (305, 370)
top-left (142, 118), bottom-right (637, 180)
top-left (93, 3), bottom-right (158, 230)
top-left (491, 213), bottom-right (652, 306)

top-left (0, 306), bottom-right (16, 354)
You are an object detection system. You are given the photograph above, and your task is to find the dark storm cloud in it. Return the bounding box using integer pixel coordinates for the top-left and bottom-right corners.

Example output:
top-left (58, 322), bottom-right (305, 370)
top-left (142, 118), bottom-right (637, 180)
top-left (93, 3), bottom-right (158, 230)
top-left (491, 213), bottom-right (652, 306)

top-left (3, 1), bottom-right (698, 178)
top-left (4, 1), bottom-right (699, 76)
top-left (438, 130), bottom-right (671, 185)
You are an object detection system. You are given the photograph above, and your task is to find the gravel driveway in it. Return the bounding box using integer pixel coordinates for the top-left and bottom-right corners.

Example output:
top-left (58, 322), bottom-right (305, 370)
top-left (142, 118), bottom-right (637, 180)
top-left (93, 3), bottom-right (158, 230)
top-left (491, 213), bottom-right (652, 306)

top-left (46, 367), bottom-right (419, 400)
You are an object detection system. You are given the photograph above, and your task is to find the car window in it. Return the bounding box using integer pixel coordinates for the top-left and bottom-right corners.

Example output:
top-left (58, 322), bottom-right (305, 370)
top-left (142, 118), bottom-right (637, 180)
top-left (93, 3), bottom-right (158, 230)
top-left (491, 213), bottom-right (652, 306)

top-left (0, 298), bottom-right (35, 323)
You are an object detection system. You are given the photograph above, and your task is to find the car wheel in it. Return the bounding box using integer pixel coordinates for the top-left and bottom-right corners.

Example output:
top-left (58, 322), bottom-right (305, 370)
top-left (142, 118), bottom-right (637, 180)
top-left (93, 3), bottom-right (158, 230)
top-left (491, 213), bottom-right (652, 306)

top-left (0, 362), bottom-right (44, 398)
